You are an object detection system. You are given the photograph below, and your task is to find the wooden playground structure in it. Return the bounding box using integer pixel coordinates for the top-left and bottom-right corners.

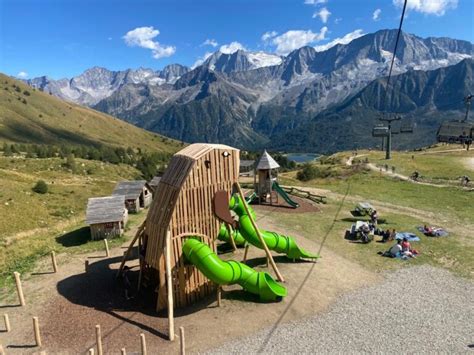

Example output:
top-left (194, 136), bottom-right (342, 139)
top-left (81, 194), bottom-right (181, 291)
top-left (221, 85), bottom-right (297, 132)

top-left (117, 143), bottom-right (285, 341)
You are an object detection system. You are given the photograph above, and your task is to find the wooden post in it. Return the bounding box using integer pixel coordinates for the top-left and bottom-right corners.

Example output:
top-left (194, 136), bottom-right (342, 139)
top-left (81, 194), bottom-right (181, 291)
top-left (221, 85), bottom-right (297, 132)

top-left (33, 317), bottom-right (42, 347)
top-left (165, 230), bottom-right (174, 341)
top-left (95, 325), bottom-right (103, 355)
top-left (120, 348), bottom-right (126, 355)
top-left (242, 244), bottom-right (249, 263)
top-left (103, 239), bottom-right (110, 257)
top-left (217, 286), bottom-right (222, 307)
top-left (225, 224), bottom-right (237, 252)
top-left (116, 221), bottom-right (145, 278)
top-left (88, 348), bottom-right (95, 355)
top-left (3, 314), bottom-right (10, 332)
top-left (13, 272), bottom-right (25, 306)
top-left (85, 260), bottom-right (89, 272)
top-left (140, 333), bottom-right (147, 355)
top-left (235, 183), bottom-right (284, 282)
top-left (179, 327), bottom-right (185, 355)
top-left (0, 344), bottom-right (4, 355)
top-left (51, 251), bottom-right (58, 273)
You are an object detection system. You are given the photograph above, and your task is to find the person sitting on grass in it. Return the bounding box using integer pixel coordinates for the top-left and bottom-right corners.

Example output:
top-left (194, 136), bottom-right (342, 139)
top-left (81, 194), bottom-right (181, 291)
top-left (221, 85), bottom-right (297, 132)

top-left (370, 210), bottom-right (378, 226)
top-left (388, 239), bottom-right (402, 257)
top-left (381, 229), bottom-right (391, 243)
top-left (423, 225), bottom-right (434, 236)
top-left (390, 229), bottom-right (397, 241)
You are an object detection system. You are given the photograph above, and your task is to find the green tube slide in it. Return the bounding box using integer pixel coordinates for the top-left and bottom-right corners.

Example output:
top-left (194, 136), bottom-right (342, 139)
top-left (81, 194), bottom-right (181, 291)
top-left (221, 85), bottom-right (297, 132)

top-left (182, 238), bottom-right (287, 301)
top-left (229, 194), bottom-right (319, 260)
top-left (217, 223), bottom-right (247, 246)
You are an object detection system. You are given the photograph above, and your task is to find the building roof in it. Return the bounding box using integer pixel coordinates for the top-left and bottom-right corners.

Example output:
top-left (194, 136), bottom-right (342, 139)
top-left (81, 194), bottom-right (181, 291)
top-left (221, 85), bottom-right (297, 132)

top-left (256, 150), bottom-right (280, 170)
top-left (240, 160), bottom-right (255, 167)
top-left (176, 143), bottom-right (239, 160)
top-left (149, 176), bottom-right (162, 187)
top-left (112, 180), bottom-right (147, 200)
top-left (86, 195), bottom-right (126, 225)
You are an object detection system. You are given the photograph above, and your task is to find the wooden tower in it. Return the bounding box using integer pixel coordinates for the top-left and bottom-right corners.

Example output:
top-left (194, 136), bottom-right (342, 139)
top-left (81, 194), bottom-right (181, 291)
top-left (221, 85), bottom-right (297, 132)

top-left (144, 143), bottom-right (240, 310)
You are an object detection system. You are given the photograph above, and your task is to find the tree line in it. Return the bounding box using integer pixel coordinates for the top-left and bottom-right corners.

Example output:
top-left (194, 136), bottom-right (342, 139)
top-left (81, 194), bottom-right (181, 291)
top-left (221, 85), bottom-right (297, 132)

top-left (1, 142), bottom-right (171, 180)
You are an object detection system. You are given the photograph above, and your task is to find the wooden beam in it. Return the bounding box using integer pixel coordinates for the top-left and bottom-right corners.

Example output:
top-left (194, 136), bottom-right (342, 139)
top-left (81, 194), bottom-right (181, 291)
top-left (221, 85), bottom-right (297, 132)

top-left (225, 223), bottom-right (237, 252)
top-left (116, 221), bottom-right (145, 278)
top-left (13, 272), bottom-right (25, 306)
top-left (165, 229), bottom-right (174, 341)
top-left (234, 182), bottom-right (284, 282)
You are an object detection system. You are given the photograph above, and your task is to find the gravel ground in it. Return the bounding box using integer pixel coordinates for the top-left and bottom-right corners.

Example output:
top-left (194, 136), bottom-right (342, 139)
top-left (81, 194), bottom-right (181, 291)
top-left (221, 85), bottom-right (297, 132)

top-left (210, 266), bottom-right (474, 354)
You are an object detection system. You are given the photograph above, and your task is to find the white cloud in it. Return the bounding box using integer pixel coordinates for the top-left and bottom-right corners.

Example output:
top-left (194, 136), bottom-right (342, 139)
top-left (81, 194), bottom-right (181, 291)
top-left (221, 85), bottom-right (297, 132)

top-left (314, 29), bottom-right (364, 52)
top-left (123, 26), bottom-right (176, 59)
top-left (202, 39), bottom-right (218, 47)
top-left (393, 0), bottom-right (458, 16)
top-left (373, 8), bottom-right (382, 21)
top-left (313, 7), bottom-right (331, 23)
top-left (108, 37), bottom-right (113, 41)
top-left (17, 71), bottom-right (28, 78)
top-left (261, 31), bottom-right (278, 42)
top-left (334, 17), bottom-right (342, 24)
top-left (192, 51), bottom-right (213, 69)
top-left (304, 0), bottom-right (327, 4)
top-left (271, 27), bottom-right (328, 55)
top-left (219, 41), bottom-right (246, 54)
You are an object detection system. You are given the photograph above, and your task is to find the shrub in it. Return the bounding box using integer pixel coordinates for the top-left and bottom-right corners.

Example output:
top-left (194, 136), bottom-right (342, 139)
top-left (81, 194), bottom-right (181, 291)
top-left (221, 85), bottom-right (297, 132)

top-left (33, 180), bottom-right (48, 194)
top-left (296, 163), bottom-right (334, 181)
top-left (23, 90), bottom-right (30, 96)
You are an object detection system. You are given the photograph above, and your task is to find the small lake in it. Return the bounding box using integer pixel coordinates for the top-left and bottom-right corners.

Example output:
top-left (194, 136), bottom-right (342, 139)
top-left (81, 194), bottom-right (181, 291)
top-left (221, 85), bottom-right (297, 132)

top-left (286, 153), bottom-right (321, 163)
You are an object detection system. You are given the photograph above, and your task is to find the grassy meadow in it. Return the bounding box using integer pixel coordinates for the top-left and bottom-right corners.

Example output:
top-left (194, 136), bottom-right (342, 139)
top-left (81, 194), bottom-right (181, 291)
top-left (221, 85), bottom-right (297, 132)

top-left (0, 155), bottom-right (145, 288)
top-left (278, 145), bottom-right (474, 278)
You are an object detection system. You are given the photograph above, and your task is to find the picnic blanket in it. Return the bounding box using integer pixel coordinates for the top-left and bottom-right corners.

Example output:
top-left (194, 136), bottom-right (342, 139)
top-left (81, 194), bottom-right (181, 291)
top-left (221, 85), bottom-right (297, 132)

top-left (417, 226), bottom-right (449, 237)
top-left (395, 232), bottom-right (420, 242)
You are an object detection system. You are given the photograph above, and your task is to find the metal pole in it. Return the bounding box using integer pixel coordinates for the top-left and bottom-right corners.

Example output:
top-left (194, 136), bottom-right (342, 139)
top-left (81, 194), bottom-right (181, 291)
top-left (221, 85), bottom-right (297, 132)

top-left (386, 121), bottom-right (392, 160)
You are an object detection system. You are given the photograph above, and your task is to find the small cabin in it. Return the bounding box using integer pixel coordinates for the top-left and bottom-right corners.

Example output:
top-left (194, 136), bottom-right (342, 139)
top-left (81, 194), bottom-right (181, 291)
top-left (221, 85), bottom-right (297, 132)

top-left (112, 180), bottom-right (152, 213)
top-left (149, 176), bottom-right (162, 196)
top-left (239, 160), bottom-right (256, 176)
top-left (86, 195), bottom-right (128, 240)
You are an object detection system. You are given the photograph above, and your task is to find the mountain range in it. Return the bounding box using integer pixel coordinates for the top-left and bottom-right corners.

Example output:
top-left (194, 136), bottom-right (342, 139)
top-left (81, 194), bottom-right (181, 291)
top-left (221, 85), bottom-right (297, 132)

top-left (26, 29), bottom-right (473, 152)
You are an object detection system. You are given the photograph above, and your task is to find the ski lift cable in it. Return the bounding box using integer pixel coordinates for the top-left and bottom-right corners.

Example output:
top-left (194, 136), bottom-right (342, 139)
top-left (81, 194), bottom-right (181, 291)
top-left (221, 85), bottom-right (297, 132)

top-left (381, 0), bottom-right (408, 113)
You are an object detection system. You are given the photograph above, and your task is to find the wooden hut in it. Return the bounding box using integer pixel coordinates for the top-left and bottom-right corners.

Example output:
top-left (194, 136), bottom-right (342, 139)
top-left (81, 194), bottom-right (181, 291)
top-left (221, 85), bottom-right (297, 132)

top-left (144, 143), bottom-right (240, 311)
top-left (255, 150), bottom-right (280, 204)
top-left (112, 180), bottom-right (152, 213)
top-left (149, 176), bottom-right (162, 196)
top-left (86, 196), bottom-right (128, 240)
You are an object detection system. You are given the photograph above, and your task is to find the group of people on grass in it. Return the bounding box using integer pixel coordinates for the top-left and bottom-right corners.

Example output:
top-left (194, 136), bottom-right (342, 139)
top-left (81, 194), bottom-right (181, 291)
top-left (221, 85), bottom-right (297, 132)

top-left (385, 237), bottom-right (418, 259)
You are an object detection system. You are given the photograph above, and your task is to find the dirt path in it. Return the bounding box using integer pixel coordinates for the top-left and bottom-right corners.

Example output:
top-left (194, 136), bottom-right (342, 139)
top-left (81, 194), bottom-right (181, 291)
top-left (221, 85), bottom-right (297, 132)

top-left (464, 157), bottom-right (474, 171)
top-left (0, 210), bottom-right (380, 354)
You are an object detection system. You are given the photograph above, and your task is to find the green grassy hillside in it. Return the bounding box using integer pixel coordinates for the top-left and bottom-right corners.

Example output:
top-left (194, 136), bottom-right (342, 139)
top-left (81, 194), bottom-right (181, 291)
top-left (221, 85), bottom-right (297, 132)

top-left (0, 155), bottom-right (144, 287)
top-left (0, 73), bottom-right (182, 153)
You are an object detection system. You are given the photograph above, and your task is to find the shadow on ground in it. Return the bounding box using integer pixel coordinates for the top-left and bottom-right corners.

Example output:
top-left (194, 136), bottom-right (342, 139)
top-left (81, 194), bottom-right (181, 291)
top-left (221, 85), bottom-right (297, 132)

top-left (56, 227), bottom-right (90, 247)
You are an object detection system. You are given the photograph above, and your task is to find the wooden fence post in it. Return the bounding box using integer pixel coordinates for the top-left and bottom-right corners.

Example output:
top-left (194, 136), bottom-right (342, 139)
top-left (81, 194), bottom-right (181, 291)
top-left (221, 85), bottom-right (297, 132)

top-left (88, 348), bottom-right (95, 355)
top-left (51, 251), bottom-right (58, 273)
top-left (103, 239), bottom-right (110, 257)
top-left (0, 344), bottom-right (4, 355)
top-left (217, 286), bottom-right (222, 307)
top-left (85, 260), bottom-right (89, 272)
top-left (95, 325), bottom-right (103, 355)
top-left (13, 272), bottom-right (25, 306)
top-left (140, 333), bottom-right (147, 355)
top-left (179, 327), bottom-right (186, 355)
top-left (120, 348), bottom-right (126, 355)
top-left (3, 314), bottom-right (10, 332)
top-left (33, 317), bottom-right (42, 347)
top-left (165, 230), bottom-right (174, 341)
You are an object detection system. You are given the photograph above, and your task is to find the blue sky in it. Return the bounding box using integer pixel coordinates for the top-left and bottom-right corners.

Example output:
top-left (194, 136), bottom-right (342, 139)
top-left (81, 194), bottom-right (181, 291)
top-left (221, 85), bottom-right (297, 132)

top-left (0, 0), bottom-right (472, 79)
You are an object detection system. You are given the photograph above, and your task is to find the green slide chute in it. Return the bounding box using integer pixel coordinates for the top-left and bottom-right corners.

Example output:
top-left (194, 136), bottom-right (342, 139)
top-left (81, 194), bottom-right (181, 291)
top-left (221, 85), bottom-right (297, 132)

top-left (227, 195), bottom-right (319, 260)
top-left (217, 223), bottom-right (246, 246)
top-left (182, 238), bottom-right (287, 301)
top-left (272, 181), bottom-right (299, 208)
